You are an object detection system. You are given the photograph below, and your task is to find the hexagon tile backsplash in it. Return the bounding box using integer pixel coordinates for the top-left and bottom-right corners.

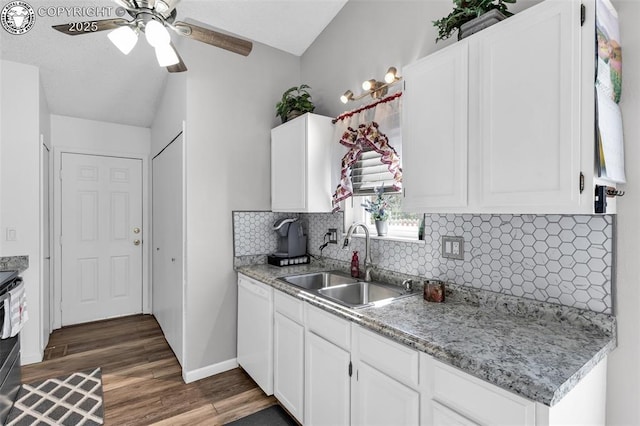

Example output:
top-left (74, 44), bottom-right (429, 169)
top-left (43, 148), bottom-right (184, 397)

top-left (233, 211), bottom-right (614, 314)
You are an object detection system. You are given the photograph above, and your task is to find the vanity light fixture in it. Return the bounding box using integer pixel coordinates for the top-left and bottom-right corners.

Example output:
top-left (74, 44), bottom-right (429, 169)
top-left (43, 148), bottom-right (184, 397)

top-left (340, 66), bottom-right (403, 103)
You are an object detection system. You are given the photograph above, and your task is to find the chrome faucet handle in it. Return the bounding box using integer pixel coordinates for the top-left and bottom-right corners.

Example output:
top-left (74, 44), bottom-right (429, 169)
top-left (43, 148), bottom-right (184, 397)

top-left (402, 279), bottom-right (414, 292)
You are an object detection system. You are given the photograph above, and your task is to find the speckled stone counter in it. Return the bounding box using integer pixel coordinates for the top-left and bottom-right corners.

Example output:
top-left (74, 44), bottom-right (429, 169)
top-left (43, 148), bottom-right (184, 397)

top-left (0, 256), bottom-right (28, 273)
top-left (236, 262), bottom-right (616, 407)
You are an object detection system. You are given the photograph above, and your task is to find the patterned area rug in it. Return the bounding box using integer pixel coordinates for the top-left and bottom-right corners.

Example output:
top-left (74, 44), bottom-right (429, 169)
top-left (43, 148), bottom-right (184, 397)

top-left (6, 367), bottom-right (104, 425)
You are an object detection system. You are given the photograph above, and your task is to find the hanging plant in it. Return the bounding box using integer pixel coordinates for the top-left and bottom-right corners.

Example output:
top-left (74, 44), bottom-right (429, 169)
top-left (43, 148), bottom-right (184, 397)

top-left (433, 0), bottom-right (515, 42)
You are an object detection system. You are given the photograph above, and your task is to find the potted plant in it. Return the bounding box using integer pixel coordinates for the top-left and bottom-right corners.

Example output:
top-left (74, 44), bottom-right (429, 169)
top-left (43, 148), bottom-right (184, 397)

top-left (433, 0), bottom-right (515, 42)
top-left (362, 187), bottom-right (390, 237)
top-left (275, 84), bottom-right (316, 123)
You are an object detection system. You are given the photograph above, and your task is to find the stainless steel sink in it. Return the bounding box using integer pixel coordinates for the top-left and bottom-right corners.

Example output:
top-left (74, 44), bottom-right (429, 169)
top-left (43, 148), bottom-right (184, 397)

top-left (318, 281), bottom-right (412, 308)
top-left (279, 271), bottom-right (359, 290)
top-left (279, 271), bottom-right (416, 309)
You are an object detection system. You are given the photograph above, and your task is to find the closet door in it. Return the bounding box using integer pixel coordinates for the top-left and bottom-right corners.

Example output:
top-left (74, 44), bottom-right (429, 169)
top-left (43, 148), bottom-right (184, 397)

top-left (152, 133), bottom-right (184, 365)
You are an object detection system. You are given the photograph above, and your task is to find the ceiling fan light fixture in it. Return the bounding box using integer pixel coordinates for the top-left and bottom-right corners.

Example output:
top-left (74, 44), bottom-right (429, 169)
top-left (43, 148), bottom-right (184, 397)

top-left (155, 43), bottom-right (180, 67)
top-left (145, 19), bottom-right (171, 47)
top-left (155, 0), bottom-right (170, 14)
top-left (108, 26), bottom-right (138, 55)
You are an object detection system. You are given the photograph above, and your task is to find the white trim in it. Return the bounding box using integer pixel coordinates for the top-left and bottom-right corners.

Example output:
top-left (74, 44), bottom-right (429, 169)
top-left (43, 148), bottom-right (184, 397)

top-left (182, 358), bottom-right (238, 384)
top-left (20, 348), bottom-right (44, 366)
top-left (52, 146), bottom-right (150, 330)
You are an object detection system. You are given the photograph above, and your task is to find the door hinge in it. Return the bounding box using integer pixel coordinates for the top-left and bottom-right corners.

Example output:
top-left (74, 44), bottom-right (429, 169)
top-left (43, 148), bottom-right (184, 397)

top-left (579, 172), bottom-right (585, 193)
top-left (59, 169), bottom-right (63, 181)
top-left (581, 4), bottom-right (586, 26)
top-left (59, 235), bottom-right (63, 246)
top-left (348, 361), bottom-right (352, 377)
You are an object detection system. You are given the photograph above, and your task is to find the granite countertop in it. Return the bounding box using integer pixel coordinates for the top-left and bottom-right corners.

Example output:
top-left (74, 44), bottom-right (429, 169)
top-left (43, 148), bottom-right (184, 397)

top-left (0, 256), bottom-right (29, 273)
top-left (236, 262), bottom-right (616, 407)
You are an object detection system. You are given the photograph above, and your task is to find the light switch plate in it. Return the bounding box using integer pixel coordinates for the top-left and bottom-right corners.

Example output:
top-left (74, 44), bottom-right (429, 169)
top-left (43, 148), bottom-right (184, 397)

top-left (442, 236), bottom-right (464, 260)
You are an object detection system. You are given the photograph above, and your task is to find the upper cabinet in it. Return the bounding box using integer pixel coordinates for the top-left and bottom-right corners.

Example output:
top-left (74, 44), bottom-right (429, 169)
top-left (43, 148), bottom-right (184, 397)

top-left (403, 0), bottom-right (615, 214)
top-left (271, 113), bottom-right (334, 212)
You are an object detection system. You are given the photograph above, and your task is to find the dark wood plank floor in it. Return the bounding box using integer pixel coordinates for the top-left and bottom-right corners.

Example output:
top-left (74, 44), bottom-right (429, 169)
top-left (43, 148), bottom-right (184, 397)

top-left (22, 314), bottom-right (276, 425)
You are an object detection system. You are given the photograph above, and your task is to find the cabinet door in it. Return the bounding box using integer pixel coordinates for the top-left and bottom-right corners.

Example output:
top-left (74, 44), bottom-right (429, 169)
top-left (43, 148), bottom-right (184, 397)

top-left (402, 40), bottom-right (469, 212)
top-left (274, 312), bottom-right (304, 423)
top-left (352, 361), bottom-right (420, 426)
top-left (305, 331), bottom-right (350, 426)
top-left (473, 0), bottom-right (581, 210)
top-left (271, 117), bottom-right (307, 211)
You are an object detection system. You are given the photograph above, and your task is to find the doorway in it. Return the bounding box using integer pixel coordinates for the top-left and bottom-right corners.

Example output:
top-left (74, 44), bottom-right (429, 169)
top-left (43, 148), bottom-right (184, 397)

top-left (60, 153), bottom-right (143, 326)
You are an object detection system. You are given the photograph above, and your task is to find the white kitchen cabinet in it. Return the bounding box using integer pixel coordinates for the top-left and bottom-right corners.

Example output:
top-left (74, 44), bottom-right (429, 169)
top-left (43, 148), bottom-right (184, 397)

top-left (403, 0), bottom-right (615, 214)
top-left (271, 113), bottom-right (334, 212)
top-left (305, 304), bottom-right (351, 425)
top-left (402, 40), bottom-right (469, 211)
top-left (273, 291), bottom-right (304, 423)
top-left (237, 274), bottom-right (273, 395)
top-left (351, 325), bottom-right (420, 426)
top-left (420, 352), bottom-right (608, 426)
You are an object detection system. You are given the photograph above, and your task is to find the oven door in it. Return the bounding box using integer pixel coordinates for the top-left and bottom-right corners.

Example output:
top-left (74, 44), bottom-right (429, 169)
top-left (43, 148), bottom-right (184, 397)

top-left (0, 335), bottom-right (20, 424)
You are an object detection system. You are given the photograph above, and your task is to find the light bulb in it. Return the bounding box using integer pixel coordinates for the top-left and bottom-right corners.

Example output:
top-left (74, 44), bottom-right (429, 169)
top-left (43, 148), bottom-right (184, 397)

top-left (340, 90), bottom-right (353, 104)
top-left (384, 67), bottom-right (398, 84)
top-left (362, 79), bottom-right (376, 91)
top-left (145, 19), bottom-right (170, 47)
top-left (108, 26), bottom-right (138, 55)
top-left (155, 43), bottom-right (179, 66)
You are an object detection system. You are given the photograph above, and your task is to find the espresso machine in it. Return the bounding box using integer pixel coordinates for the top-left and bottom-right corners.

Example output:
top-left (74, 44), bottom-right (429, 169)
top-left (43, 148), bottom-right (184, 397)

top-left (268, 218), bottom-right (309, 267)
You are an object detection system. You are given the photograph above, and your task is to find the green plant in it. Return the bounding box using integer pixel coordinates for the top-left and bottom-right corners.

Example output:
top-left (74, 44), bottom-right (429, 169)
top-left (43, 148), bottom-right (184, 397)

top-left (362, 187), bottom-right (390, 221)
top-left (275, 84), bottom-right (316, 123)
top-left (433, 0), bottom-right (515, 42)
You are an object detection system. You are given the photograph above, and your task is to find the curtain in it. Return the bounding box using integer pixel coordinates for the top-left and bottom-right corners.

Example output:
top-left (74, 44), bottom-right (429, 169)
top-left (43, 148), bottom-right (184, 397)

top-left (331, 92), bottom-right (403, 212)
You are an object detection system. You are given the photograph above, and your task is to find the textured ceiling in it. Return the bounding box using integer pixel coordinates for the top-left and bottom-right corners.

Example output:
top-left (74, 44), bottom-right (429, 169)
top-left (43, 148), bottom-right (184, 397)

top-left (0, 0), bottom-right (347, 127)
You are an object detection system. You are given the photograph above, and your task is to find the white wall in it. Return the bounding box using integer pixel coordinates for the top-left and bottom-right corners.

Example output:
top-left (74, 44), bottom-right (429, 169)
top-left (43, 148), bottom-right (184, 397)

top-left (50, 115), bottom-right (152, 328)
top-left (0, 60), bottom-right (45, 364)
top-left (607, 2), bottom-right (640, 424)
top-left (301, 1), bottom-right (639, 424)
top-left (151, 74), bottom-right (186, 156)
top-left (39, 70), bottom-right (51, 353)
top-left (178, 40), bottom-right (299, 379)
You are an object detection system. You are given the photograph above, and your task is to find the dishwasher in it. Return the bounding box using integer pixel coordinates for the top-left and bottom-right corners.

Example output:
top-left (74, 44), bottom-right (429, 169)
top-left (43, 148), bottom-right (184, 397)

top-left (237, 274), bottom-right (273, 395)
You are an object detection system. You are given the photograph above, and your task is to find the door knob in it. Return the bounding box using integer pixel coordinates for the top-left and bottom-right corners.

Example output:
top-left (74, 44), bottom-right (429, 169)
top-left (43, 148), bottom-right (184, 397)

top-left (133, 227), bottom-right (141, 234)
top-left (134, 239), bottom-right (141, 246)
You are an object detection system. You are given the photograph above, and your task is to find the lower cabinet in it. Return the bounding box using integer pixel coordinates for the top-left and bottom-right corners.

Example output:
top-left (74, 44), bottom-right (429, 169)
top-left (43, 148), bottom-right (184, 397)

top-left (351, 325), bottom-right (420, 426)
top-left (257, 286), bottom-right (608, 426)
top-left (274, 292), bottom-right (305, 423)
top-left (304, 304), bottom-right (351, 426)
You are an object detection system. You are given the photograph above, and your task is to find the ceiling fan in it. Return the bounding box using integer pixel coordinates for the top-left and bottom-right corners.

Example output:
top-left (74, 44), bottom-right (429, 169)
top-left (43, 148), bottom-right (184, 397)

top-left (51, 0), bottom-right (253, 73)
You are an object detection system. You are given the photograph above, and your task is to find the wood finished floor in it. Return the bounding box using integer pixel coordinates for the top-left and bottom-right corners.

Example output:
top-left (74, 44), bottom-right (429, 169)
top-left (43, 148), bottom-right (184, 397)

top-left (22, 314), bottom-right (277, 425)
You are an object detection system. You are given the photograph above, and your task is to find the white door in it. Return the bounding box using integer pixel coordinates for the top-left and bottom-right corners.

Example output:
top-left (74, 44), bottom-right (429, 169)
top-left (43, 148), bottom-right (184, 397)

top-left (305, 331), bottom-right (351, 426)
top-left (402, 40), bottom-right (469, 212)
top-left (271, 116), bottom-right (307, 211)
top-left (152, 135), bottom-right (184, 364)
top-left (61, 153), bottom-right (143, 326)
top-left (274, 311), bottom-right (304, 423)
top-left (474, 0), bottom-right (580, 209)
top-left (352, 361), bottom-right (420, 426)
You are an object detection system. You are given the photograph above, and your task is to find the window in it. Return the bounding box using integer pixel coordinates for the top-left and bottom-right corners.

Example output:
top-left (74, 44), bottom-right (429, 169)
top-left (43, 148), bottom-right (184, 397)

top-left (347, 193), bottom-right (423, 240)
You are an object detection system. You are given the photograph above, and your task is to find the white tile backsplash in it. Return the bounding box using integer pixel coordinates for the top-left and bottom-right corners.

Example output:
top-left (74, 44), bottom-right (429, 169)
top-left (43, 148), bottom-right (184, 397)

top-left (233, 211), bottom-right (614, 314)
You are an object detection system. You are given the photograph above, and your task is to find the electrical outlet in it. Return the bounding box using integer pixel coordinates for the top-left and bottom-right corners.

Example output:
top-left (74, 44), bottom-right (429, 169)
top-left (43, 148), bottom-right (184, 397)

top-left (442, 236), bottom-right (464, 260)
top-left (328, 228), bottom-right (338, 244)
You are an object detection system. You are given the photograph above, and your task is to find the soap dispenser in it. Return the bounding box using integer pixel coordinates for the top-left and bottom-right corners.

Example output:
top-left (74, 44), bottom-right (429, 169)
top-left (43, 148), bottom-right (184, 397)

top-left (351, 251), bottom-right (360, 278)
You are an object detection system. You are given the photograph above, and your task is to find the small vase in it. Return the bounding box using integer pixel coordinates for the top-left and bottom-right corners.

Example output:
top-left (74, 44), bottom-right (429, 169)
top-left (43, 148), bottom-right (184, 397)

top-left (375, 220), bottom-right (388, 237)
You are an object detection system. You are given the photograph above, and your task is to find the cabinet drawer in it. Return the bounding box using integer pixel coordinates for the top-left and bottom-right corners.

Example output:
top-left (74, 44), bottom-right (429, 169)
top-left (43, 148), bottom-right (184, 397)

top-left (431, 359), bottom-right (535, 426)
top-left (354, 326), bottom-right (419, 389)
top-left (305, 304), bottom-right (350, 350)
top-left (275, 290), bottom-right (303, 323)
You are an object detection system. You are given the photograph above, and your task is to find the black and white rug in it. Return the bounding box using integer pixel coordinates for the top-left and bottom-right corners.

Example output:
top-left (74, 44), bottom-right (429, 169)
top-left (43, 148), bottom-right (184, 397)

top-left (7, 367), bottom-right (104, 425)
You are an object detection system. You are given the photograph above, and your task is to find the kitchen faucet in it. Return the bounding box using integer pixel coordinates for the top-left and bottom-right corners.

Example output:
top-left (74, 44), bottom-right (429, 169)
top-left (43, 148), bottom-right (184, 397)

top-left (342, 222), bottom-right (374, 282)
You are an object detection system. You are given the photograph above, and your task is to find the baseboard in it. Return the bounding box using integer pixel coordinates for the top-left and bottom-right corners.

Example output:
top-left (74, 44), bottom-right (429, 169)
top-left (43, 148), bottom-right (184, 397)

top-left (21, 350), bottom-right (44, 366)
top-left (183, 358), bottom-right (238, 384)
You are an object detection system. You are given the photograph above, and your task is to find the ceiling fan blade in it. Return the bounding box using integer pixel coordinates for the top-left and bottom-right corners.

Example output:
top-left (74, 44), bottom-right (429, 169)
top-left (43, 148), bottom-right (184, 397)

top-left (52, 18), bottom-right (129, 35)
top-left (173, 20), bottom-right (252, 57)
top-left (167, 43), bottom-right (187, 73)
